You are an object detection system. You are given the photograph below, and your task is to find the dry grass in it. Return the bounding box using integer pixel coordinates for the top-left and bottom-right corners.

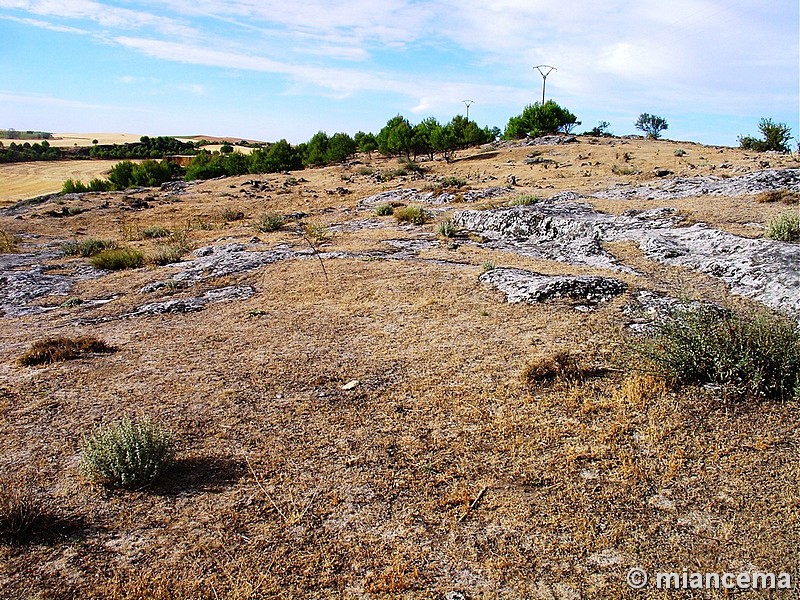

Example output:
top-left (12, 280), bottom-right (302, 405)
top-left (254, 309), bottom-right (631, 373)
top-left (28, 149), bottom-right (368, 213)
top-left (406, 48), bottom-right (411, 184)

top-left (18, 336), bottom-right (116, 366)
top-left (0, 137), bottom-right (798, 598)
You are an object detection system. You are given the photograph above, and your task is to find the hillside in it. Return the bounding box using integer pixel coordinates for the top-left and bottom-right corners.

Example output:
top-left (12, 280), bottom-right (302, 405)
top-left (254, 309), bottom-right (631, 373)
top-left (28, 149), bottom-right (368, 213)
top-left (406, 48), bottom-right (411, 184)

top-left (0, 136), bottom-right (799, 599)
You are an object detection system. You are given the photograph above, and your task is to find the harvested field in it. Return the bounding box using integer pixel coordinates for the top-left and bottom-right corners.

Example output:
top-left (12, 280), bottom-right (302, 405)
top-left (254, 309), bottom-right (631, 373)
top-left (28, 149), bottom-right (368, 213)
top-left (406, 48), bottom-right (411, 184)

top-left (0, 160), bottom-right (123, 205)
top-left (1, 136), bottom-right (799, 599)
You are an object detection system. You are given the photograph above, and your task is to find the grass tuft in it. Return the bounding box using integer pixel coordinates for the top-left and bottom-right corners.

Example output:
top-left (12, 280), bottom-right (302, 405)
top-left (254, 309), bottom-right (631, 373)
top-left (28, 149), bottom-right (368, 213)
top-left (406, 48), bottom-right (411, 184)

top-left (90, 248), bottom-right (144, 270)
top-left (374, 203), bottom-right (394, 216)
top-left (436, 219), bottom-right (458, 238)
top-left (0, 484), bottom-right (44, 545)
top-left (766, 211), bottom-right (800, 242)
top-left (19, 336), bottom-right (116, 366)
top-left (141, 225), bottom-right (171, 239)
top-left (62, 239), bottom-right (118, 257)
top-left (394, 205), bottom-right (428, 225)
top-left (254, 212), bottom-right (286, 232)
top-left (756, 189), bottom-right (800, 205)
top-left (80, 416), bottom-right (175, 490)
top-left (628, 306), bottom-right (800, 401)
top-left (0, 230), bottom-right (18, 253)
top-left (521, 351), bottom-right (586, 385)
top-left (508, 194), bottom-right (539, 206)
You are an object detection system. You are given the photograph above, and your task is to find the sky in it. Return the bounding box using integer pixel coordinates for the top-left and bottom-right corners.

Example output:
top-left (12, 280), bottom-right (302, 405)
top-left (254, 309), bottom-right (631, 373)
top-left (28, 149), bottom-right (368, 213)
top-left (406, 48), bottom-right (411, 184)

top-left (0, 0), bottom-right (797, 147)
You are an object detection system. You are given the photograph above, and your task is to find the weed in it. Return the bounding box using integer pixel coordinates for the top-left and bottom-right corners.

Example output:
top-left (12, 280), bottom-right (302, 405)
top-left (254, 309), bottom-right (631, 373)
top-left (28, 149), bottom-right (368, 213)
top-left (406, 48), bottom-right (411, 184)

top-left (766, 212), bottom-right (800, 242)
top-left (612, 165), bottom-right (639, 176)
top-left (254, 212), bottom-right (286, 232)
top-left (19, 336), bottom-right (115, 366)
top-left (61, 239), bottom-right (118, 257)
top-left (394, 205), bottom-right (428, 225)
top-left (757, 189), bottom-right (800, 205)
top-left (481, 261), bottom-right (495, 272)
top-left (0, 484), bottom-right (44, 545)
top-left (141, 225), bottom-right (171, 239)
top-left (302, 222), bottom-right (332, 243)
top-left (220, 207), bottom-right (245, 222)
top-left (356, 166), bottom-right (375, 176)
top-left (439, 176), bottom-right (466, 188)
top-left (60, 297), bottom-right (84, 308)
top-left (80, 416), bottom-right (175, 490)
top-left (628, 306), bottom-right (800, 401)
top-left (521, 351), bottom-right (585, 385)
top-left (508, 194), bottom-right (539, 206)
top-left (374, 203), bottom-right (394, 216)
top-left (150, 243), bottom-right (188, 266)
top-left (0, 230), bottom-right (18, 253)
top-left (437, 219), bottom-right (458, 238)
top-left (90, 248), bottom-right (144, 270)
top-left (400, 160), bottom-right (425, 174)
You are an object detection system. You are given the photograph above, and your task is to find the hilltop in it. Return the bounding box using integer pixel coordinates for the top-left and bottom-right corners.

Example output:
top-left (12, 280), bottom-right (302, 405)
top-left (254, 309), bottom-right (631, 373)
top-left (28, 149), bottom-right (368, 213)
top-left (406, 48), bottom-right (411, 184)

top-left (0, 136), bottom-right (799, 598)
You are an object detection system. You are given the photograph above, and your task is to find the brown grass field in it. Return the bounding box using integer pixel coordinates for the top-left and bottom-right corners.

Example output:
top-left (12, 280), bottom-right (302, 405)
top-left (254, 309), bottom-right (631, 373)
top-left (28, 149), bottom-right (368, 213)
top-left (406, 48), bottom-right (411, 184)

top-left (0, 160), bottom-right (125, 205)
top-left (0, 136), bottom-right (799, 599)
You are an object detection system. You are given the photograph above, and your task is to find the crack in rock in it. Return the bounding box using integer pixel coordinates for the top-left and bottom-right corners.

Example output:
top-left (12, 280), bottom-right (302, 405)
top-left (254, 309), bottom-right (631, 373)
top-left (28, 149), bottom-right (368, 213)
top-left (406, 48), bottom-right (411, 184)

top-left (480, 267), bottom-right (627, 306)
top-left (454, 199), bottom-right (800, 316)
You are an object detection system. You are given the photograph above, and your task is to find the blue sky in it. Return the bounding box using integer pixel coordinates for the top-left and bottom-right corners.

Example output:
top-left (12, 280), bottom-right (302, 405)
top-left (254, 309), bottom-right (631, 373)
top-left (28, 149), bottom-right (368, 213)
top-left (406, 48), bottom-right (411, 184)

top-left (0, 0), bottom-right (797, 147)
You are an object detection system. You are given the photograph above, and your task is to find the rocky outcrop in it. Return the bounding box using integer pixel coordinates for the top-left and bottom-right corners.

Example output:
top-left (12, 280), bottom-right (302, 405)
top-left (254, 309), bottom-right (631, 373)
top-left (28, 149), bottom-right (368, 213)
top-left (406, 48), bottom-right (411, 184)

top-left (593, 168), bottom-right (800, 200)
top-left (480, 268), bottom-right (627, 306)
top-left (358, 187), bottom-right (512, 207)
top-left (129, 285), bottom-right (256, 316)
top-left (454, 199), bottom-right (800, 316)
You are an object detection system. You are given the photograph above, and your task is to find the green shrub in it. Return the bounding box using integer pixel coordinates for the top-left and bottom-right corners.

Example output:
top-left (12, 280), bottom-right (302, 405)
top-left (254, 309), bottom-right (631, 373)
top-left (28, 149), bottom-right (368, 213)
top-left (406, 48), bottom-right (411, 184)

top-left (634, 113), bottom-right (669, 139)
top-left (62, 178), bottom-right (88, 194)
top-left (481, 260), bottom-right (495, 272)
top-left (62, 239), bottom-right (118, 257)
top-left (254, 212), bottom-right (286, 232)
top-left (80, 416), bottom-right (175, 489)
top-left (437, 219), bottom-right (458, 237)
top-left (18, 336), bottom-right (115, 366)
top-left (141, 225), bottom-right (171, 239)
top-left (674, 149), bottom-right (687, 157)
top-left (439, 176), bottom-right (466, 188)
top-left (90, 248), bottom-right (144, 270)
top-left (0, 484), bottom-right (44, 544)
top-left (766, 212), bottom-right (800, 242)
top-left (629, 306), bottom-right (800, 401)
top-left (503, 100), bottom-right (580, 139)
top-left (150, 243), bottom-right (188, 266)
top-left (374, 203), bottom-right (394, 216)
top-left (394, 205), bottom-right (428, 225)
top-left (220, 207), bottom-right (245, 222)
top-left (509, 194), bottom-right (539, 206)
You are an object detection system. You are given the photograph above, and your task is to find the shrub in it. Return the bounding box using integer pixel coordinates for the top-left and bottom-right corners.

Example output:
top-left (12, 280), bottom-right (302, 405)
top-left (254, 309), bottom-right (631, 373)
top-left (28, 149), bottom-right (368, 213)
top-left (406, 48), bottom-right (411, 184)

top-left (0, 230), bottom-right (17, 253)
top-left (634, 113), bottom-right (668, 139)
top-left (374, 203), bottom-right (394, 216)
top-left (674, 149), bottom-right (687, 157)
top-left (150, 243), bottom-right (188, 266)
top-left (738, 118), bottom-right (793, 153)
top-left (0, 484), bottom-right (43, 544)
top-left (18, 336), bottom-right (115, 366)
top-left (220, 207), bottom-right (245, 222)
top-left (756, 189), bottom-right (800, 205)
top-left (628, 306), bottom-right (800, 401)
top-left (439, 176), bottom-right (466, 188)
top-left (437, 219), bottom-right (458, 237)
top-left (521, 351), bottom-right (585, 384)
top-left (62, 178), bottom-right (88, 194)
top-left (766, 212), bottom-right (800, 242)
top-left (254, 212), bottom-right (285, 232)
top-left (80, 416), bottom-right (175, 489)
top-left (90, 248), bottom-right (144, 270)
top-left (62, 239), bottom-right (118, 257)
top-left (481, 260), bottom-right (495, 272)
top-left (508, 194), bottom-right (539, 206)
top-left (394, 205), bottom-right (428, 225)
top-left (141, 225), bottom-right (171, 239)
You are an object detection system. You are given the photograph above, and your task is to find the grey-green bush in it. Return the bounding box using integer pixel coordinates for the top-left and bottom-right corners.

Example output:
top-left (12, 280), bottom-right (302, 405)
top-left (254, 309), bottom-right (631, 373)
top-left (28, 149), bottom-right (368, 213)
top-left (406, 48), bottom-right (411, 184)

top-left (80, 417), bottom-right (175, 489)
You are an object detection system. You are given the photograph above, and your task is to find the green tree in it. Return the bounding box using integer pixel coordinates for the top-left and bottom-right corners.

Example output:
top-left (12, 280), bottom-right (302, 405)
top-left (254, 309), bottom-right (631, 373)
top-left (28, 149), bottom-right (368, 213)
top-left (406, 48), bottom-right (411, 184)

top-left (634, 113), bottom-right (669, 139)
top-left (503, 101), bottom-right (580, 139)
top-left (354, 131), bottom-right (377, 158)
top-left (738, 118), bottom-right (793, 153)
top-left (326, 132), bottom-right (357, 163)
top-left (303, 131), bottom-right (330, 166)
top-left (377, 115), bottom-right (413, 159)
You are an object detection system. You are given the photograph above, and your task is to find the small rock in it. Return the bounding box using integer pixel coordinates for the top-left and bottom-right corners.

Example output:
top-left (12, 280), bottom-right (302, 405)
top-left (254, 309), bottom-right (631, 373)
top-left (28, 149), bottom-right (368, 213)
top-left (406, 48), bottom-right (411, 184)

top-left (341, 380), bottom-right (360, 391)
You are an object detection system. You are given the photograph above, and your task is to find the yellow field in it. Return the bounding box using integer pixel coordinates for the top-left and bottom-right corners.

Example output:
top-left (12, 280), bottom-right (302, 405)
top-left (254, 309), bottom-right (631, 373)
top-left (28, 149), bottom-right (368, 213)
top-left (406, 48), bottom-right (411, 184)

top-left (0, 132), bottom-right (143, 148)
top-left (0, 160), bottom-right (123, 204)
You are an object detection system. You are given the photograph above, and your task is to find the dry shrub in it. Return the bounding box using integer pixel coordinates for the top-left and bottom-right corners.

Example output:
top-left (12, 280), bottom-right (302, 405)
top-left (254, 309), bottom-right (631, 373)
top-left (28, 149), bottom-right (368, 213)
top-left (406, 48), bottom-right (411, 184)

top-left (0, 230), bottom-right (18, 253)
top-left (19, 336), bottom-right (116, 366)
top-left (364, 557), bottom-right (422, 594)
top-left (521, 350), bottom-right (585, 384)
top-left (0, 483), bottom-right (44, 545)
top-left (756, 189), bottom-right (800, 204)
